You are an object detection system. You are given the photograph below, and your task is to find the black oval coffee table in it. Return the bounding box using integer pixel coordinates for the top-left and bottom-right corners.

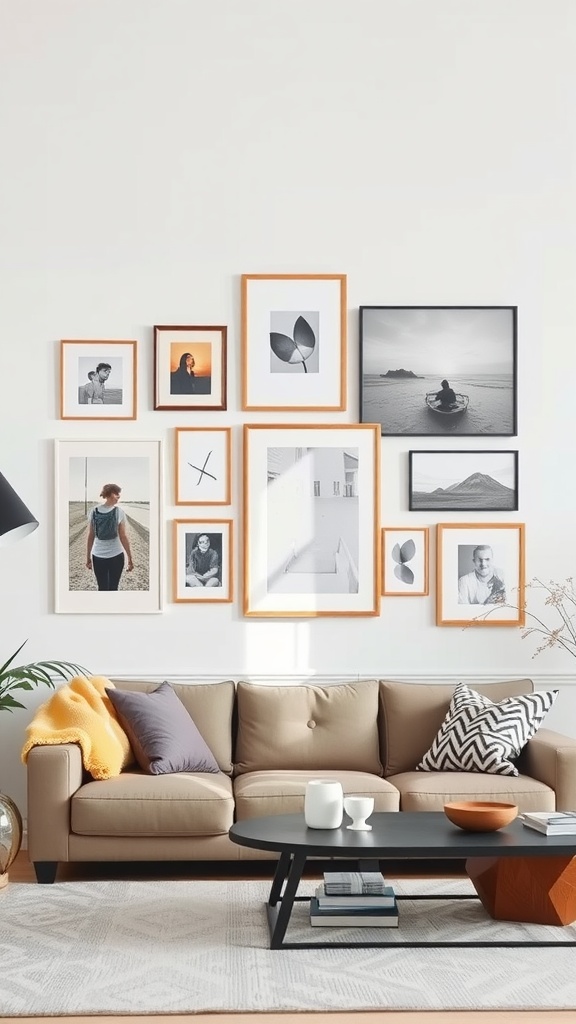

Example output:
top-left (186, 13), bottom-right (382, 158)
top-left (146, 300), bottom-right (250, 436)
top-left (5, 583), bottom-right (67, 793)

top-left (229, 812), bottom-right (576, 949)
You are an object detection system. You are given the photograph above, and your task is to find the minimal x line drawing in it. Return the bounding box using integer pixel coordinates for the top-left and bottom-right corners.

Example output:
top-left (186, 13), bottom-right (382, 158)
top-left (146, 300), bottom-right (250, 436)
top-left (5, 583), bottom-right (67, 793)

top-left (188, 450), bottom-right (217, 485)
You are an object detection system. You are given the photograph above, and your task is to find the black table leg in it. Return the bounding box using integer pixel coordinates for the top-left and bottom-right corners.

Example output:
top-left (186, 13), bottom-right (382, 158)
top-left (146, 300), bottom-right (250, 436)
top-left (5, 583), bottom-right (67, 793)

top-left (268, 850), bottom-right (291, 906)
top-left (266, 851), bottom-right (307, 949)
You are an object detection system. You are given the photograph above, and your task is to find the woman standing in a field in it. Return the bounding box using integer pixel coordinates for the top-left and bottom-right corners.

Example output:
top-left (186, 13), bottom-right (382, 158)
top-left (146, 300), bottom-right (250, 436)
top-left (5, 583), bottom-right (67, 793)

top-left (86, 483), bottom-right (134, 591)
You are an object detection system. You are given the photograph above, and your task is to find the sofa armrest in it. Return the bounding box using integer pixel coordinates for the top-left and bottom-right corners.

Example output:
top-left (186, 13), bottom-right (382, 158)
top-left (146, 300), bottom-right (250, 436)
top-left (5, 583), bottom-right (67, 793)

top-left (27, 744), bottom-right (84, 863)
top-left (521, 728), bottom-right (576, 810)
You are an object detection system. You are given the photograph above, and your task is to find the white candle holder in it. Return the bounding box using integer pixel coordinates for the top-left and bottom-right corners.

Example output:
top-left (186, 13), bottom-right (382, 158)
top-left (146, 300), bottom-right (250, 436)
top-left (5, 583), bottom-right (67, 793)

top-left (343, 795), bottom-right (375, 831)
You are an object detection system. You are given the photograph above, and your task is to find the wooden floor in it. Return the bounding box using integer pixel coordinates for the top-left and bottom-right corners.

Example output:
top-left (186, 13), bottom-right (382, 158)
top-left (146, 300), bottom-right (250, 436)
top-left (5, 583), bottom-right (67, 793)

top-left (7, 851), bottom-right (576, 1024)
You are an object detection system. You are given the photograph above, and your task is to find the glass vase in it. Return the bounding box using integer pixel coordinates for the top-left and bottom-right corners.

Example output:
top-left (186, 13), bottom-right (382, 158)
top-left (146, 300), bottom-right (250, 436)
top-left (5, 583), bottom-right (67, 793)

top-left (0, 793), bottom-right (23, 889)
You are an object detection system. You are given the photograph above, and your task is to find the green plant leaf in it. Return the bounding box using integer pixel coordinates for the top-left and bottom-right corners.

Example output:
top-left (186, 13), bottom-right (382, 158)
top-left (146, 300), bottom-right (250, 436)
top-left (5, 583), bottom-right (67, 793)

top-left (0, 643), bottom-right (88, 713)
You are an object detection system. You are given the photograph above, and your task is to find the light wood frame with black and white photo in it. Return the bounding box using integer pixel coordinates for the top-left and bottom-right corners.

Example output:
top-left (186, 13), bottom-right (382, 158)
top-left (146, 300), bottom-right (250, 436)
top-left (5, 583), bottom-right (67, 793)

top-left (436, 522), bottom-right (525, 626)
top-left (173, 519), bottom-right (233, 603)
top-left (60, 339), bottom-right (137, 420)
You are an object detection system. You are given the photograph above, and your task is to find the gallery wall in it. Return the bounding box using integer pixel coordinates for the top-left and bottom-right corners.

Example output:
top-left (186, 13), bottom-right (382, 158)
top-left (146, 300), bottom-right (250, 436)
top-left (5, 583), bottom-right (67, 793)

top-left (1, 0), bottom-right (576, 810)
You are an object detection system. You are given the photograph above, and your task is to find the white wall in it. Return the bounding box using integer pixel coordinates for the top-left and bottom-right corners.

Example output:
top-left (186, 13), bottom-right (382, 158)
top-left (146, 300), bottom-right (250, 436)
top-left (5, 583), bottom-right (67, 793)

top-left (2, 0), bottom-right (576, 813)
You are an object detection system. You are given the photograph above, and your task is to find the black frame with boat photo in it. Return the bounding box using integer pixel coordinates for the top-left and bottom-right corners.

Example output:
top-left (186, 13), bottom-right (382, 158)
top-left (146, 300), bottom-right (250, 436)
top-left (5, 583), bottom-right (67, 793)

top-left (409, 450), bottom-right (519, 512)
top-left (359, 306), bottom-right (518, 437)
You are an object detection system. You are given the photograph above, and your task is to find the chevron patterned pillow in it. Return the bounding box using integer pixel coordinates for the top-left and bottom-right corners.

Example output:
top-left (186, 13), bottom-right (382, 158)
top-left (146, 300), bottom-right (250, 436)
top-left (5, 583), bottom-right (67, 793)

top-left (417, 683), bottom-right (558, 776)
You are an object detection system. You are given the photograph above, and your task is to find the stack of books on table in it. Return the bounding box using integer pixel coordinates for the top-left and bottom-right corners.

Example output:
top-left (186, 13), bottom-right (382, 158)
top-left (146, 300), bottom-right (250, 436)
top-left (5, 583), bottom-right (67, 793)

top-left (521, 811), bottom-right (576, 835)
top-left (310, 871), bottom-right (399, 927)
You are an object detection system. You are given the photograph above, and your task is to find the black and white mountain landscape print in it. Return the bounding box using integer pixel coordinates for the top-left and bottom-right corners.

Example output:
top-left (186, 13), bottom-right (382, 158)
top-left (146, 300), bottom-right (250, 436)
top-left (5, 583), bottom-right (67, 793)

top-left (409, 450), bottom-right (518, 511)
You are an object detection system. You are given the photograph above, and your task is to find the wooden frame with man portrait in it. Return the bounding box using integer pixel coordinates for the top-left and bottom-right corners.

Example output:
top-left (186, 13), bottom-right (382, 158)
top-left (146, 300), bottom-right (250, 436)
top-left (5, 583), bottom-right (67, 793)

top-left (154, 325), bottom-right (227, 411)
top-left (436, 522), bottom-right (525, 626)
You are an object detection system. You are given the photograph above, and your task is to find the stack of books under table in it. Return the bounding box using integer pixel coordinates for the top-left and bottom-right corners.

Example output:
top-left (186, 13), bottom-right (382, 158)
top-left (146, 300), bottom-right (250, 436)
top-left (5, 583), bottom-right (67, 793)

top-left (310, 870), bottom-right (399, 927)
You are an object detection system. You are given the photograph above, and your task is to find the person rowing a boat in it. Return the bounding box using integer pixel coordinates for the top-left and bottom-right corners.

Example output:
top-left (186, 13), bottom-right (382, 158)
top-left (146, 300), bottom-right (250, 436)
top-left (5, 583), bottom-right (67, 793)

top-left (435, 379), bottom-right (458, 409)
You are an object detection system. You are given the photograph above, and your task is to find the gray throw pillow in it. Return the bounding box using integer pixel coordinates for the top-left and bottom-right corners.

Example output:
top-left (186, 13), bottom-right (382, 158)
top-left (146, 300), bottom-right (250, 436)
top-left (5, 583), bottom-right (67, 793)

top-left (106, 681), bottom-right (220, 775)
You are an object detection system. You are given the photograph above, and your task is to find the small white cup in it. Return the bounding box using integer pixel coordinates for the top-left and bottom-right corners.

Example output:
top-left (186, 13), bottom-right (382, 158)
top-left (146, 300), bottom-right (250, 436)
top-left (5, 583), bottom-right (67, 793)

top-left (343, 795), bottom-right (375, 831)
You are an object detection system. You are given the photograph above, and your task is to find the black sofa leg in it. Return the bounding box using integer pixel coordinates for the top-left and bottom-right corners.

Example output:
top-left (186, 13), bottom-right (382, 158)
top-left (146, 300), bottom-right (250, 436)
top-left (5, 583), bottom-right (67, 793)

top-left (34, 861), bottom-right (58, 884)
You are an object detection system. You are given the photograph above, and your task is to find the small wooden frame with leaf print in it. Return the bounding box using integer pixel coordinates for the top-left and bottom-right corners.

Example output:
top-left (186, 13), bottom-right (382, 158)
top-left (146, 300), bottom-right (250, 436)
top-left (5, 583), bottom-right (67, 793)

top-left (382, 527), bottom-right (429, 596)
top-left (241, 274), bottom-right (347, 411)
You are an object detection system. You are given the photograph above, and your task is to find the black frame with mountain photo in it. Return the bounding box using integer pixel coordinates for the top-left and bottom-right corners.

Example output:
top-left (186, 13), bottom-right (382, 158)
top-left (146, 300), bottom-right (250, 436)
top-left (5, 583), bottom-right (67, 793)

top-left (408, 450), bottom-right (519, 512)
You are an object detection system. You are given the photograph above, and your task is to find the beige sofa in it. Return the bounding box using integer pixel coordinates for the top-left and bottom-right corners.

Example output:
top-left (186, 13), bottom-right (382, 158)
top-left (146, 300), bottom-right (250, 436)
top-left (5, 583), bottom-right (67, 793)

top-left (26, 677), bottom-right (576, 882)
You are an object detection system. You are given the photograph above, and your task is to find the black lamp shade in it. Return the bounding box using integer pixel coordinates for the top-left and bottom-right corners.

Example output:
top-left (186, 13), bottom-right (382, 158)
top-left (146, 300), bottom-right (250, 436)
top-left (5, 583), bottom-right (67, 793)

top-left (0, 472), bottom-right (39, 546)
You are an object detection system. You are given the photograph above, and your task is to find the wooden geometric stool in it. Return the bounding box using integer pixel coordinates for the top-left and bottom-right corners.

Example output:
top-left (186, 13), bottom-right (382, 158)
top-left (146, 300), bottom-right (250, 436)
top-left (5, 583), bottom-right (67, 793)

top-left (467, 855), bottom-right (576, 926)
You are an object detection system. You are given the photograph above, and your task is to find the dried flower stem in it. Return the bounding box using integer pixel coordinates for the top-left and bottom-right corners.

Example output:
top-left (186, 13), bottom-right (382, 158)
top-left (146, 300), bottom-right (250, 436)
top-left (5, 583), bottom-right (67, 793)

top-left (470, 577), bottom-right (576, 660)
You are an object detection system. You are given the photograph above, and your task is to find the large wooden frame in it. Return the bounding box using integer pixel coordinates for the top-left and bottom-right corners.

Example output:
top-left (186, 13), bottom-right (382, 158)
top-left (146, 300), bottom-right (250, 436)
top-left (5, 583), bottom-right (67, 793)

top-left (241, 274), bottom-right (347, 411)
top-left (243, 423), bottom-right (380, 617)
top-left (436, 522), bottom-right (525, 626)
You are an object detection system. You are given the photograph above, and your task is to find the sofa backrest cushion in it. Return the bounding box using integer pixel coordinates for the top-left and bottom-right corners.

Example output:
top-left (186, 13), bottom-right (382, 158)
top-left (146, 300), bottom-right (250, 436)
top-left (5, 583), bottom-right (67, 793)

top-left (110, 679), bottom-right (235, 775)
top-left (378, 678), bottom-right (535, 776)
top-left (234, 680), bottom-right (383, 776)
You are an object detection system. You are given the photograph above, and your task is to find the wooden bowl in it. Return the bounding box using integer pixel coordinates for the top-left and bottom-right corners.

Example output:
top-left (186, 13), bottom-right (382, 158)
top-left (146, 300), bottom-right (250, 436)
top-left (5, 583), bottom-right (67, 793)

top-left (444, 801), bottom-right (518, 832)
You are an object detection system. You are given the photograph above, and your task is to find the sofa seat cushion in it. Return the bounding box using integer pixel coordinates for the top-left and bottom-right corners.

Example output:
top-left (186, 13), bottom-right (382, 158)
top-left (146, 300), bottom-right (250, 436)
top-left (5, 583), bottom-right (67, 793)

top-left (388, 771), bottom-right (556, 813)
top-left (234, 770), bottom-right (399, 820)
top-left (235, 680), bottom-right (383, 776)
top-left (71, 771), bottom-right (234, 837)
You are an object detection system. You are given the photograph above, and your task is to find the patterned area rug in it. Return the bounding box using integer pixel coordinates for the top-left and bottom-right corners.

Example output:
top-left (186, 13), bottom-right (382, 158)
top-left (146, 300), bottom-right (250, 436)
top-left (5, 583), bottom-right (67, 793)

top-left (2, 876), bottom-right (576, 1014)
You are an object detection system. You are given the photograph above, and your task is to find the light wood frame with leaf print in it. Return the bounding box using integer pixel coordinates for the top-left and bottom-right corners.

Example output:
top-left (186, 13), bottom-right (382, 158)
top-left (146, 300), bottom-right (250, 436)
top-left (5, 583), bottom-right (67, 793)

top-left (241, 274), bottom-right (347, 411)
top-left (382, 527), bottom-right (429, 596)
top-left (436, 522), bottom-right (525, 626)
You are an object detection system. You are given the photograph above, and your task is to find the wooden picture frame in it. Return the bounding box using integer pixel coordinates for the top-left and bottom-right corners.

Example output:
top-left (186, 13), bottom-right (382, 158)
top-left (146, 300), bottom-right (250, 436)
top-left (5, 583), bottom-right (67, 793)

top-left (243, 423), bottom-right (380, 617)
top-left (175, 427), bottom-right (231, 505)
top-left (173, 519), bottom-right (233, 603)
top-left (409, 450), bottom-right (519, 512)
top-left (60, 340), bottom-right (137, 420)
top-left (359, 306), bottom-right (518, 436)
top-left (54, 439), bottom-right (162, 614)
top-left (241, 274), bottom-right (347, 411)
top-left (154, 325), bottom-right (227, 410)
top-left (382, 527), bottom-right (429, 596)
top-left (436, 522), bottom-right (525, 626)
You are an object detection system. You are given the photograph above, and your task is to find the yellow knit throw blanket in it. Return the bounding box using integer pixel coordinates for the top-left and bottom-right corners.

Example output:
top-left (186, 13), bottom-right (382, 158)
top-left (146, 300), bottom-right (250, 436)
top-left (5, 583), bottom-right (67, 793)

top-left (21, 675), bottom-right (133, 779)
